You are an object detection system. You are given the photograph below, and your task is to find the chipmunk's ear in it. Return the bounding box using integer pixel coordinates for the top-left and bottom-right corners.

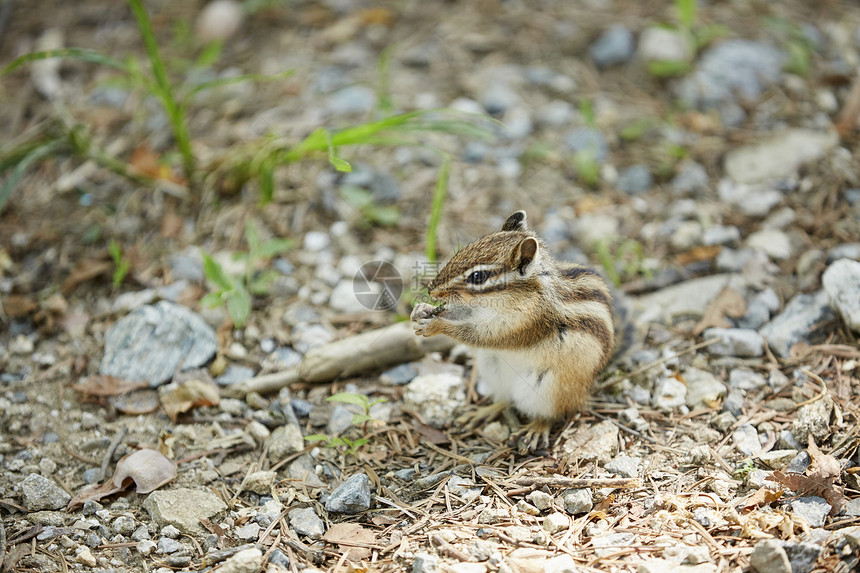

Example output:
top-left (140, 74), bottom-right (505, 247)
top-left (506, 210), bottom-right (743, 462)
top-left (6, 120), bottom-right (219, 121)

top-left (513, 237), bottom-right (540, 275)
top-left (501, 210), bottom-right (528, 232)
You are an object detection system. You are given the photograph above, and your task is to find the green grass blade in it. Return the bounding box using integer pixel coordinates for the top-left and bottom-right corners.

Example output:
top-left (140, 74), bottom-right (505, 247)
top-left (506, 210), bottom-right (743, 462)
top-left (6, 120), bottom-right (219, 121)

top-left (185, 69), bottom-right (294, 101)
top-left (2, 48), bottom-right (127, 76)
top-left (0, 139), bottom-right (66, 213)
top-left (127, 0), bottom-right (195, 182)
top-left (426, 154), bottom-right (450, 263)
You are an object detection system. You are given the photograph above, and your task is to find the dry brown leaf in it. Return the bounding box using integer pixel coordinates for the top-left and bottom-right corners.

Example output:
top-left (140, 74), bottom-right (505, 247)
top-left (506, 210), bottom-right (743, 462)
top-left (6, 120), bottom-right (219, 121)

top-left (693, 286), bottom-right (747, 336)
top-left (412, 421), bottom-right (449, 445)
top-left (323, 523), bottom-right (376, 561)
top-left (160, 378), bottom-right (220, 422)
top-left (61, 258), bottom-right (113, 293)
top-left (71, 375), bottom-right (149, 397)
top-left (738, 486), bottom-right (784, 510)
top-left (129, 145), bottom-right (185, 184)
top-left (674, 245), bottom-right (722, 266)
top-left (67, 449), bottom-right (176, 510)
top-left (807, 436), bottom-right (841, 479)
top-left (2, 294), bottom-right (38, 317)
top-left (110, 389), bottom-right (160, 415)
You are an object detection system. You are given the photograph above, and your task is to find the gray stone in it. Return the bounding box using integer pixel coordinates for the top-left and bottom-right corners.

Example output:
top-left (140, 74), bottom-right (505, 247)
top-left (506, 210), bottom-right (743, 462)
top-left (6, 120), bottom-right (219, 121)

top-left (589, 25), bottom-right (635, 68)
top-left (561, 420), bottom-right (618, 463)
top-left (214, 365), bottom-right (255, 386)
top-left (747, 229), bottom-right (794, 260)
top-left (617, 165), bottom-right (653, 194)
top-left (733, 424), bottom-right (761, 456)
top-left (157, 537), bottom-right (182, 554)
top-left (758, 450), bottom-right (798, 470)
top-left (563, 488), bottom-right (593, 515)
top-left (325, 473), bottom-right (371, 514)
top-left (143, 488), bottom-right (227, 534)
top-left (722, 389), bottom-right (744, 417)
top-left (703, 328), bottom-right (764, 357)
top-left (266, 424), bottom-right (305, 462)
top-left (234, 522), bottom-right (260, 540)
top-left (827, 242), bottom-right (860, 262)
top-left (683, 367), bottom-right (727, 409)
top-left (329, 279), bottom-right (369, 314)
top-left (526, 490), bottom-right (554, 511)
top-left (790, 395), bottom-right (833, 445)
top-left (726, 129), bottom-right (838, 184)
top-left (100, 301), bottom-right (217, 387)
top-left (448, 476), bottom-right (482, 504)
top-left (241, 470), bottom-right (276, 495)
top-left (729, 368), bottom-right (767, 391)
top-left (564, 127), bottom-right (609, 163)
top-left (779, 541), bottom-right (823, 573)
top-left (327, 85), bottom-right (375, 115)
top-left (652, 376), bottom-right (687, 410)
top-left (671, 160), bottom-right (709, 195)
top-left (790, 497), bottom-right (831, 528)
top-left (605, 455), bottom-right (641, 478)
top-left (403, 373), bottom-right (465, 428)
top-left (542, 512), bottom-right (569, 534)
top-left (380, 363), bottom-right (418, 385)
top-left (845, 498), bottom-right (860, 516)
top-left (749, 539), bottom-right (791, 573)
top-left (21, 473), bottom-right (71, 511)
top-left (785, 451), bottom-right (811, 474)
top-left (702, 225), bottom-right (741, 246)
top-left (675, 40), bottom-right (785, 110)
top-left (638, 26), bottom-right (694, 64)
top-left (217, 547), bottom-right (263, 573)
top-left (822, 258), bottom-right (860, 333)
top-left (112, 515), bottom-right (136, 535)
top-left (760, 290), bottom-right (836, 357)
top-left (413, 552), bottom-right (439, 573)
top-left (636, 273), bottom-right (746, 325)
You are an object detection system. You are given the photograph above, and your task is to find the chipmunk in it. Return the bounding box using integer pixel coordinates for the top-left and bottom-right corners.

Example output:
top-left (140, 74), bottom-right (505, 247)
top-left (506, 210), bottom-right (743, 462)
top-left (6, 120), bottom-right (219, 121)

top-left (411, 210), bottom-right (621, 449)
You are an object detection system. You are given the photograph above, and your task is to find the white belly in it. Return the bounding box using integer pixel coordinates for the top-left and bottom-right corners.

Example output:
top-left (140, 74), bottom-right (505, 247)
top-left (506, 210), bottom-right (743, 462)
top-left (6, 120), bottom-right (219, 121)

top-left (474, 348), bottom-right (555, 419)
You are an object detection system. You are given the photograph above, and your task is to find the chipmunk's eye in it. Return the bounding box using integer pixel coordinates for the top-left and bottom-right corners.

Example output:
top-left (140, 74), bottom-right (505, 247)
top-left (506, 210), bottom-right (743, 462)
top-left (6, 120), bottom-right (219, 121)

top-left (467, 270), bottom-right (490, 285)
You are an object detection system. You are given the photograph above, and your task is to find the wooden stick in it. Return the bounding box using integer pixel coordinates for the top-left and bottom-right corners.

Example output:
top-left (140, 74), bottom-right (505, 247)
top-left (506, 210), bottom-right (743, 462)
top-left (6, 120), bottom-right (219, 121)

top-left (224, 322), bottom-right (455, 397)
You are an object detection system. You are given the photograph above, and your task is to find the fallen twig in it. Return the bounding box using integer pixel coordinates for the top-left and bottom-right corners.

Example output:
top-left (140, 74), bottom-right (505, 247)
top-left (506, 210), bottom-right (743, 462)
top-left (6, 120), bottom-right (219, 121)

top-left (225, 322), bottom-right (455, 397)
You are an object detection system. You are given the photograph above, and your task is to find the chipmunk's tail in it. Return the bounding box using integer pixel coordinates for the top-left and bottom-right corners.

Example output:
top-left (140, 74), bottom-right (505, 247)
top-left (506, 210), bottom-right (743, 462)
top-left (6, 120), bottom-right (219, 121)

top-left (610, 288), bottom-right (636, 360)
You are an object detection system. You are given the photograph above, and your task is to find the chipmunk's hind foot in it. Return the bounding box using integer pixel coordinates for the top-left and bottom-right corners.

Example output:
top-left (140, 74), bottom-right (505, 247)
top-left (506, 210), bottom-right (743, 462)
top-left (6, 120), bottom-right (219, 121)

top-left (517, 418), bottom-right (553, 454)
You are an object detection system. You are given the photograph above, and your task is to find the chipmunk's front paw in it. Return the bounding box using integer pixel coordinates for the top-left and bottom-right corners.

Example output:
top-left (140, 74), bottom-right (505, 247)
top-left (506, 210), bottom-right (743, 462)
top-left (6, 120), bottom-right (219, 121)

top-left (411, 303), bottom-right (442, 336)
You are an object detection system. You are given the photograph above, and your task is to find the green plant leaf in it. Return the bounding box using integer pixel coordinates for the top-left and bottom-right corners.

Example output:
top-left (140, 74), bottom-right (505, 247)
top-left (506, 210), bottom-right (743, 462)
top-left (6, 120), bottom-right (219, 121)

top-left (185, 69), bottom-right (293, 101)
top-left (0, 139), bottom-right (66, 213)
top-left (258, 238), bottom-right (294, 259)
top-left (647, 60), bottom-right (692, 78)
top-left (426, 154), bottom-right (450, 262)
top-left (199, 292), bottom-right (224, 308)
top-left (675, 0), bottom-right (697, 30)
top-left (201, 252), bottom-right (234, 291)
top-left (304, 434), bottom-right (331, 443)
top-left (2, 48), bottom-right (127, 76)
top-left (226, 286), bottom-right (251, 327)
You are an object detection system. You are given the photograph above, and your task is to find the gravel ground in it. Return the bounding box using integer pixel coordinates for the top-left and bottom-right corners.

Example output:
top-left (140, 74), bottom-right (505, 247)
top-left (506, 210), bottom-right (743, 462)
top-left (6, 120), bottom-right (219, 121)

top-left (1, 1), bottom-right (860, 572)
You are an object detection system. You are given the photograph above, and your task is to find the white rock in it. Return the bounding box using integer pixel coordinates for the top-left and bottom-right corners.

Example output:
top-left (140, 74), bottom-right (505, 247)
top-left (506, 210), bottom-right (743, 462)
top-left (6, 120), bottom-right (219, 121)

top-left (822, 258), bottom-right (860, 332)
top-left (542, 512), bottom-right (570, 534)
top-left (683, 367), bottom-right (727, 408)
top-left (725, 129), bottom-right (838, 184)
top-left (196, 0), bottom-right (244, 43)
top-left (638, 27), bottom-right (694, 63)
top-left (703, 328), bottom-right (764, 357)
top-left (747, 229), bottom-right (793, 260)
top-left (403, 373), bottom-right (465, 428)
top-left (652, 376), bottom-right (687, 410)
